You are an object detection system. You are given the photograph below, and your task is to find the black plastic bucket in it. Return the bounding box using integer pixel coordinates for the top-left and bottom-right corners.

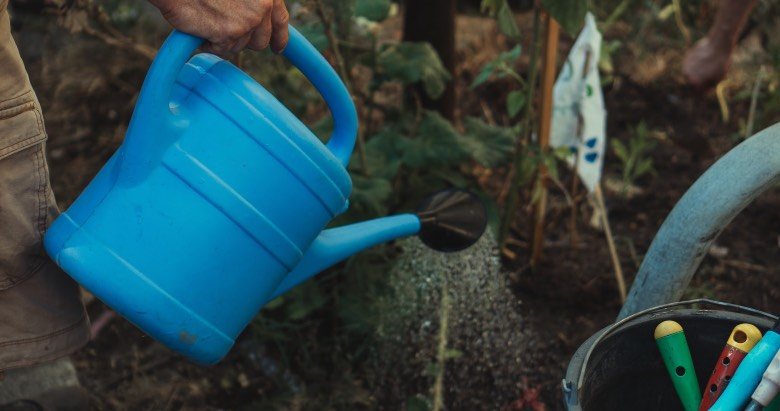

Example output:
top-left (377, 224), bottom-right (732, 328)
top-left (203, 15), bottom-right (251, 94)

top-left (563, 299), bottom-right (777, 410)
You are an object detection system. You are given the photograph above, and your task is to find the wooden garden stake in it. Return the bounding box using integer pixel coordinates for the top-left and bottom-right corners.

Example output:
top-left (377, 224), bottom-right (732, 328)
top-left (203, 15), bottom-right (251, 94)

top-left (530, 13), bottom-right (559, 268)
top-left (594, 184), bottom-right (627, 302)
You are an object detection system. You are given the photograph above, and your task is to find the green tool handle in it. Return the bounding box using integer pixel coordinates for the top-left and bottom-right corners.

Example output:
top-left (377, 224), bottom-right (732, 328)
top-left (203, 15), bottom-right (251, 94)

top-left (656, 331), bottom-right (702, 411)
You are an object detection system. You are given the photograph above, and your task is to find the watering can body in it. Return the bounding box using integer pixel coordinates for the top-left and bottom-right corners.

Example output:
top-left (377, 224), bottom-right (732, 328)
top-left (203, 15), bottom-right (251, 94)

top-left (43, 27), bottom-right (422, 364)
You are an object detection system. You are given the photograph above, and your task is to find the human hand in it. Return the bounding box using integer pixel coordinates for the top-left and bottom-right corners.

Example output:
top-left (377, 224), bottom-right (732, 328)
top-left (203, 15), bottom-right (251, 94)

top-left (148, 0), bottom-right (289, 56)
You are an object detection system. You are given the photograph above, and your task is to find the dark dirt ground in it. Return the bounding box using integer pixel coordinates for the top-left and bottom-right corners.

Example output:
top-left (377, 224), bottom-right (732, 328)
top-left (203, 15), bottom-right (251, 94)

top-left (10, 6), bottom-right (780, 410)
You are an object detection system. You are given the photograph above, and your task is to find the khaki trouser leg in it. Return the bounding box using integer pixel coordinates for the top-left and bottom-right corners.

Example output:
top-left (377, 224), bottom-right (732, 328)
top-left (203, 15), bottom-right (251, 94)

top-left (0, 0), bottom-right (90, 372)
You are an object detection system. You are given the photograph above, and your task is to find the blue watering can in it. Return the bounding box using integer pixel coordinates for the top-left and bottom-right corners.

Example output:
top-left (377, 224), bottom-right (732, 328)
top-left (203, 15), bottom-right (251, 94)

top-left (44, 27), bottom-right (486, 365)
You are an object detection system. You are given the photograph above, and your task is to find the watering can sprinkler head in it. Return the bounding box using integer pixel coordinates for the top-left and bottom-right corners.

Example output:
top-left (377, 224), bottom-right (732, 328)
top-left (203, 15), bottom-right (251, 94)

top-left (415, 189), bottom-right (488, 252)
top-left (265, 189), bottom-right (488, 303)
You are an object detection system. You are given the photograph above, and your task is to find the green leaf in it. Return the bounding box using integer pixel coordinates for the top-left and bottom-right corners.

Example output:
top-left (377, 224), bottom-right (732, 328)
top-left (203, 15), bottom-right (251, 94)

top-left (350, 174), bottom-right (394, 215)
top-left (263, 295), bottom-right (285, 310)
top-left (541, 0), bottom-right (588, 36)
top-left (355, 0), bottom-right (392, 21)
top-left (517, 155), bottom-right (536, 187)
top-left (311, 113), bottom-right (334, 143)
top-left (471, 45), bottom-right (522, 88)
top-left (480, 0), bottom-right (504, 14)
top-left (634, 157), bottom-right (656, 180)
top-left (431, 168), bottom-right (469, 187)
top-left (553, 146), bottom-right (573, 160)
top-left (471, 66), bottom-right (495, 89)
top-left (295, 22), bottom-right (329, 51)
top-left (496, 1), bottom-right (521, 39)
top-left (530, 180), bottom-right (545, 204)
top-left (611, 139), bottom-right (629, 162)
top-left (542, 152), bottom-right (560, 180)
top-left (599, 39), bottom-right (621, 74)
top-left (424, 362), bottom-right (441, 377)
top-left (612, 121), bottom-right (658, 194)
top-left (362, 129), bottom-right (406, 179)
top-left (406, 395), bottom-right (432, 411)
top-left (635, 121), bottom-right (649, 140)
top-left (377, 42), bottom-right (451, 98)
top-left (459, 117), bottom-right (515, 167)
top-left (480, 0), bottom-right (520, 38)
top-left (402, 112), bottom-right (467, 168)
top-left (444, 348), bottom-right (463, 359)
top-left (284, 282), bottom-right (327, 320)
top-left (506, 90), bottom-right (526, 117)
top-left (494, 45), bottom-right (522, 67)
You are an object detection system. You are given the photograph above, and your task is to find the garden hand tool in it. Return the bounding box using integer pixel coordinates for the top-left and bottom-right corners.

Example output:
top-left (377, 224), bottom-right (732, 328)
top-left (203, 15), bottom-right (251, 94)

top-left (43, 26), bottom-right (487, 365)
top-left (711, 320), bottom-right (780, 410)
top-left (744, 348), bottom-right (780, 411)
top-left (700, 323), bottom-right (763, 410)
top-left (655, 320), bottom-right (701, 411)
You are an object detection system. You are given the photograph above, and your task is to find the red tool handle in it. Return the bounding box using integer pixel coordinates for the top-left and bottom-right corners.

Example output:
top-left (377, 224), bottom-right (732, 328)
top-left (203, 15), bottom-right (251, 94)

top-left (700, 344), bottom-right (749, 410)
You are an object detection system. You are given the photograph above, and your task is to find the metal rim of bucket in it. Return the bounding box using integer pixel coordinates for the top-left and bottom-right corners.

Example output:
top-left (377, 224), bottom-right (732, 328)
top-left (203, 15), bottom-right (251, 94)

top-left (562, 298), bottom-right (777, 408)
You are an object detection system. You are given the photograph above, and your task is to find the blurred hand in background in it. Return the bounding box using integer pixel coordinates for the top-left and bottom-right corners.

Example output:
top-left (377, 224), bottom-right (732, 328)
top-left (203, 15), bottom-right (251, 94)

top-left (148, 0), bottom-right (289, 56)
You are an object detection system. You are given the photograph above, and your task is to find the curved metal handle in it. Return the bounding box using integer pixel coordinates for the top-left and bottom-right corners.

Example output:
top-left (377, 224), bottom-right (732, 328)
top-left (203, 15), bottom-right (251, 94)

top-left (131, 26), bottom-right (357, 167)
top-left (618, 124), bottom-right (780, 319)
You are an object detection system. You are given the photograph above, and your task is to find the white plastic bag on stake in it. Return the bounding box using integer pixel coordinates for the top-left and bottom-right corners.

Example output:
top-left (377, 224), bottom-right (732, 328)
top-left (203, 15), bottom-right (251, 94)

top-left (550, 12), bottom-right (606, 193)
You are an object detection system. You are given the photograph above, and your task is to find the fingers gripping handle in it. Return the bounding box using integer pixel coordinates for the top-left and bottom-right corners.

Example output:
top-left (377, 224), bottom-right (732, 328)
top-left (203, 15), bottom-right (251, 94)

top-left (134, 26), bottom-right (357, 167)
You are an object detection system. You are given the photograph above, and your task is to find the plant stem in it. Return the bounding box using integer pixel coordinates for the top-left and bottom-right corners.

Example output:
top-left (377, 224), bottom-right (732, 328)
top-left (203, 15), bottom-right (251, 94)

top-left (498, 6), bottom-right (542, 248)
top-left (601, 0), bottom-right (635, 32)
top-left (671, 0), bottom-right (691, 44)
top-left (745, 66), bottom-right (765, 139)
top-left (432, 277), bottom-right (450, 411)
top-left (358, 34), bottom-right (382, 176)
top-left (312, 0), bottom-right (351, 90)
top-left (311, 0), bottom-right (367, 172)
top-left (594, 185), bottom-right (627, 302)
top-left (64, 3), bottom-right (155, 60)
top-left (500, 65), bottom-right (526, 86)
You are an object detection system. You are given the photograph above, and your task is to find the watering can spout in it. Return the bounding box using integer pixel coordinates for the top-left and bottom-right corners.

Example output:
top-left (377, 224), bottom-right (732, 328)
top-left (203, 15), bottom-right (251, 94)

top-left (266, 189), bottom-right (488, 302)
top-left (266, 214), bottom-right (421, 301)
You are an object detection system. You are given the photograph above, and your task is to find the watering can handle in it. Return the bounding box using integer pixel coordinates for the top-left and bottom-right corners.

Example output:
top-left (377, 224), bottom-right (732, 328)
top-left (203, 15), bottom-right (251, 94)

top-left (137, 26), bottom-right (358, 166)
